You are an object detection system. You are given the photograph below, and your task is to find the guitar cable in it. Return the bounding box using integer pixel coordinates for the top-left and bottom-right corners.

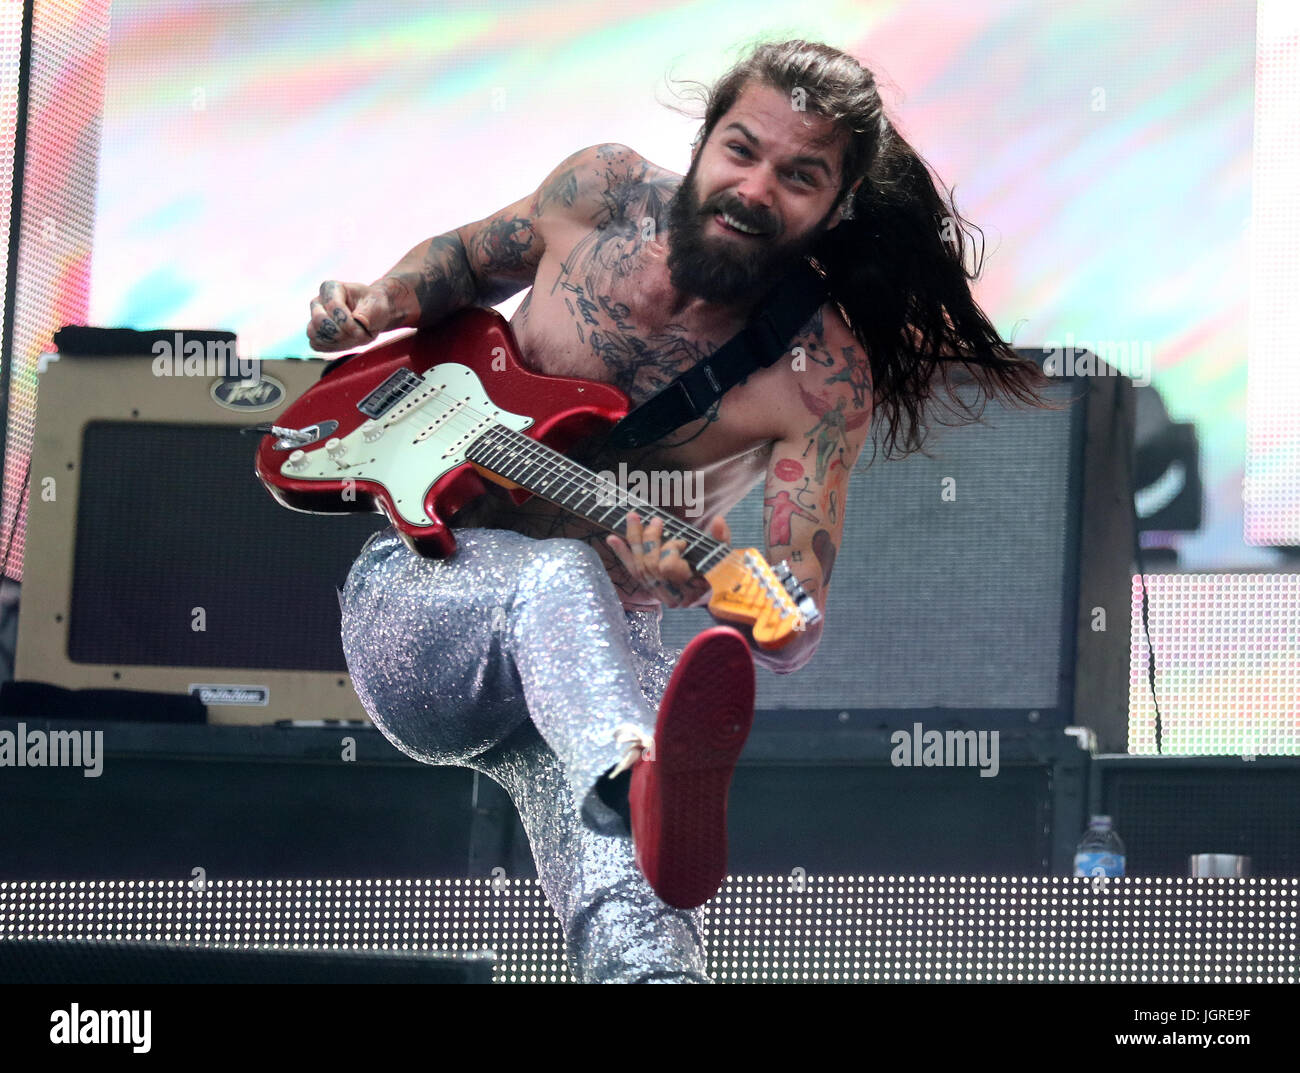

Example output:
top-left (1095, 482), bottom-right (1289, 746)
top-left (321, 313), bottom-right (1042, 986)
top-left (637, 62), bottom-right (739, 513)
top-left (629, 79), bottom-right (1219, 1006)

top-left (1132, 499), bottom-right (1163, 756)
top-left (1, 456), bottom-right (31, 584)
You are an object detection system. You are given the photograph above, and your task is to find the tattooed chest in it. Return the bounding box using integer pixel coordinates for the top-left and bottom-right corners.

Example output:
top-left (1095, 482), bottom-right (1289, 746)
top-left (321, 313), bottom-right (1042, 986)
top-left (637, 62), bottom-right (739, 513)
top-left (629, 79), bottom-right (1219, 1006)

top-left (512, 227), bottom-right (730, 408)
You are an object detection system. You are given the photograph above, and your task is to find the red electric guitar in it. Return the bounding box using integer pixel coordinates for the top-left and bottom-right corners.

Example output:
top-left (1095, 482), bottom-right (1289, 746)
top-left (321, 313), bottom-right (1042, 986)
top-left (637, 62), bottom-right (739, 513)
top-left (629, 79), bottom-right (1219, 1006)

top-left (254, 306), bottom-right (820, 649)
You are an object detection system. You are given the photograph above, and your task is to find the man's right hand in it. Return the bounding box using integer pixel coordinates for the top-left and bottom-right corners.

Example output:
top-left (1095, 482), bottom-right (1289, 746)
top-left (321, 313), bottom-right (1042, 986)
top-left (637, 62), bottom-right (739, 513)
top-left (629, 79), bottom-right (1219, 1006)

top-left (307, 279), bottom-right (399, 352)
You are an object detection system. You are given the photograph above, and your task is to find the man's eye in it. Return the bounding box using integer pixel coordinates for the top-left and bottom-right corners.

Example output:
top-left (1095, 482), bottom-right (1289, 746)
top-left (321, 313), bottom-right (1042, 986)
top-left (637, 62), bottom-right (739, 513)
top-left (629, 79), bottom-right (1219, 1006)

top-left (729, 143), bottom-right (751, 157)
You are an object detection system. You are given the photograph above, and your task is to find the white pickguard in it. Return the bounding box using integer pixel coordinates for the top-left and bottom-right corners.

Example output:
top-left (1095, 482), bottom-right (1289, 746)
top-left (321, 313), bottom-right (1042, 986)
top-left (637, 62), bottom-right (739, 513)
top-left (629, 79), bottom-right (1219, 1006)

top-left (279, 363), bottom-right (534, 526)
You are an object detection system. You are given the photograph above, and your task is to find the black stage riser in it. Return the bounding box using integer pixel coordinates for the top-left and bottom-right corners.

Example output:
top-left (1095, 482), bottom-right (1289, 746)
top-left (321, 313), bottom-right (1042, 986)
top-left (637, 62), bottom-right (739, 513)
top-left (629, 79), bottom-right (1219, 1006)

top-left (0, 939), bottom-right (492, 984)
top-left (13, 722), bottom-right (1296, 881)
top-left (0, 719), bottom-right (1090, 879)
top-left (1093, 756), bottom-right (1300, 876)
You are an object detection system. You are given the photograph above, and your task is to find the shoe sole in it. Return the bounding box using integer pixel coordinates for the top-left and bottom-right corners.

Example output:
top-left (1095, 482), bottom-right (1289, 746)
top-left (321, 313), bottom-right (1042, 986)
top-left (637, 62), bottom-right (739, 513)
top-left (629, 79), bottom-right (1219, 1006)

top-left (630, 626), bottom-right (755, 909)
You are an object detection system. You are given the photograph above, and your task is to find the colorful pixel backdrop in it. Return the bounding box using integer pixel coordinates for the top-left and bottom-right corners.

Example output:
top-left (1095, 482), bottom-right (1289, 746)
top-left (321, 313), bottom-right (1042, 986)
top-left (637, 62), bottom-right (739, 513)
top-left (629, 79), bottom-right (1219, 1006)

top-left (86, 0), bottom-right (1257, 568)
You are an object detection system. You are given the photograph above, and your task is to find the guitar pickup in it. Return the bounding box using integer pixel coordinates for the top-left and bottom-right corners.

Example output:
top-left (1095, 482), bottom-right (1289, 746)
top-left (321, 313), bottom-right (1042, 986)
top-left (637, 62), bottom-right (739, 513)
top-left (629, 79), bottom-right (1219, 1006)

top-left (358, 367), bottom-right (423, 419)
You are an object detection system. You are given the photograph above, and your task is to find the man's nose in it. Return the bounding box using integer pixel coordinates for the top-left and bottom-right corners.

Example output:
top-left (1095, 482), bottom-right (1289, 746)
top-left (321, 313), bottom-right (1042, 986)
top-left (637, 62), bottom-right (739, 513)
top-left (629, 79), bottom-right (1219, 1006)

top-left (732, 168), bottom-right (776, 212)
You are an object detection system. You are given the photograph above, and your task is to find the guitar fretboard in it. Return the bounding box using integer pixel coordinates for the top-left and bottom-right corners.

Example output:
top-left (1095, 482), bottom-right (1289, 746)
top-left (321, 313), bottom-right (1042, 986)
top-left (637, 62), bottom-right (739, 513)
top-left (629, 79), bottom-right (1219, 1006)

top-left (465, 424), bottom-right (729, 573)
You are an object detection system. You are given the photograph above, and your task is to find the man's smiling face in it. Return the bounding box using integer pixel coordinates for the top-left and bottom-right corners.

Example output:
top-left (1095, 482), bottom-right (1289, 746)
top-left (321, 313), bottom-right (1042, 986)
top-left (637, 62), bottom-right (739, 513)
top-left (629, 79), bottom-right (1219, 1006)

top-left (665, 80), bottom-right (854, 306)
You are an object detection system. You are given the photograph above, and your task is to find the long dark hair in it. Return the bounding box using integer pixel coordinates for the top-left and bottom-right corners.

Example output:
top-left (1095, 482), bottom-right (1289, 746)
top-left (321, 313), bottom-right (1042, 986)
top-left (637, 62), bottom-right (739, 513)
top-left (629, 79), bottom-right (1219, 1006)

top-left (669, 39), bottom-right (1063, 461)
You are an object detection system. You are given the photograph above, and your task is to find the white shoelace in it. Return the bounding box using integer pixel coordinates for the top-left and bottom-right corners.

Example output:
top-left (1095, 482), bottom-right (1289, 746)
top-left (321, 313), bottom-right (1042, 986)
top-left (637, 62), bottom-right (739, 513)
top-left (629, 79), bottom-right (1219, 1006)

top-left (608, 723), bottom-right (655, 778)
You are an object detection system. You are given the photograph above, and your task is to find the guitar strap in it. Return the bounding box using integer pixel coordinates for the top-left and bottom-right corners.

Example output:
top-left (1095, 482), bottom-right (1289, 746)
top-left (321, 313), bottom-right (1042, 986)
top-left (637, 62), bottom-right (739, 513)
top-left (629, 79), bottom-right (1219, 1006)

top-left (602, 258), bottom-right (831, 450)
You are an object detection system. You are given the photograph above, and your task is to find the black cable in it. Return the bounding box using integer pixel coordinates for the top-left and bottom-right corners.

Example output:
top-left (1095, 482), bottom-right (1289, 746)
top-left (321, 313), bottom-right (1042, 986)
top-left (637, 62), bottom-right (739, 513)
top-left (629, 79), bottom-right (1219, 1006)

top-left (1132, 508), bottom-right (1162, 755)
top-left (1, 455), bottom-right (31, 583)
top-left (0, 0), bottom-right (34, 551)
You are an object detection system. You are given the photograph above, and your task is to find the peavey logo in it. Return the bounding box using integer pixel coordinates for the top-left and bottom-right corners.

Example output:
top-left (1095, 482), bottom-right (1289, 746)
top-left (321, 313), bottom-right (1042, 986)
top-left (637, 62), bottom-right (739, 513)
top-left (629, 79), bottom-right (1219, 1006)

top-left (189, 684), bottom-right (269, 706)
top-left (210, 374), bottom-right (284, 412)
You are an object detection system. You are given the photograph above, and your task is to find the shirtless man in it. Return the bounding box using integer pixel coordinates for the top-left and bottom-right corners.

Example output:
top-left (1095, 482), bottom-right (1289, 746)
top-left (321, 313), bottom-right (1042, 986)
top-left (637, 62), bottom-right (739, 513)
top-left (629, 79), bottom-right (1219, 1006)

top-left (317, 94), bottom-right (867, 670)
top-left (314, 40), bottom-right (1046, 983)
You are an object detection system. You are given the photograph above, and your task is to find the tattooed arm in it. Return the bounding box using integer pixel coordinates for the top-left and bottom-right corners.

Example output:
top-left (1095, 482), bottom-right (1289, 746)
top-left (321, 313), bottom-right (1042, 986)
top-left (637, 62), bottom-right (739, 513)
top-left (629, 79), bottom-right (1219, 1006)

top-left (362, 197), bottom-right (539, 333)
top-left (309, 217), bottom-right (510, 348)
top-left (308, 144), bottom-right (653, 349)
top-left (385, 143), bottom-right (647, 319)
top-left (749, 307), bottom-right (874, 675)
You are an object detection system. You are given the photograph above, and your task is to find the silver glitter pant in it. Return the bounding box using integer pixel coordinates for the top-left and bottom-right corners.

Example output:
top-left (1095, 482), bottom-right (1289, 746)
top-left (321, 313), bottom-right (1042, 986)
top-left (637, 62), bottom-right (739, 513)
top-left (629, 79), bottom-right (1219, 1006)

top-left (339, 525), bottom-right (712, 983)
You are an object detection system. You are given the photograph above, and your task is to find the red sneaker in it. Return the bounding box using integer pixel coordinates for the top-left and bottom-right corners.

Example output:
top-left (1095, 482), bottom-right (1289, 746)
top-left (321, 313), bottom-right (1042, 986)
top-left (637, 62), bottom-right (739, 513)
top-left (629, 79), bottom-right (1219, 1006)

top-left (628, 625), bottom-right (755, 909)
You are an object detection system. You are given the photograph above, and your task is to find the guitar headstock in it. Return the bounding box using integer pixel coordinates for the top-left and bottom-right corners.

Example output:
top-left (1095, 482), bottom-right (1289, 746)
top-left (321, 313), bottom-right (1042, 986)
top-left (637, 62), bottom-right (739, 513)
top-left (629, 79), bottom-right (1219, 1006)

top-left (701, 548), bottom-right (821, 650)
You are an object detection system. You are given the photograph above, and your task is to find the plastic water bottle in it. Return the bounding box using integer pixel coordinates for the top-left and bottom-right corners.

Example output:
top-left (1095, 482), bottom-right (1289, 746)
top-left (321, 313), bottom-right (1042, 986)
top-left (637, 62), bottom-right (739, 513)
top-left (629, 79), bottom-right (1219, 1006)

top-left (1073, 815), bottom-right (1126, 877)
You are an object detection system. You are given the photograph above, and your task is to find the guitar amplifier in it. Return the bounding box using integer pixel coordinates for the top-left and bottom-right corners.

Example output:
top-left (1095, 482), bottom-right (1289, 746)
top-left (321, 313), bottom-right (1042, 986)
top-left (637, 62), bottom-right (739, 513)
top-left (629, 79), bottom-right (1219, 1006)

top-left (663, 349), bottom-right (1136, 752)
top-left (16, 347), bottom-right (387, 724)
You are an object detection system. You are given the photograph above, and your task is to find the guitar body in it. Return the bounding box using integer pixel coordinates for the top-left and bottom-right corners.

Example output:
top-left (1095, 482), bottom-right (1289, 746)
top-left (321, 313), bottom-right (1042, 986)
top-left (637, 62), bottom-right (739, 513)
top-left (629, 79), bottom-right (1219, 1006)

top-left (254, 306), bottom-right (629, 558)
top-left (257, 305), bottom-right (821, 647)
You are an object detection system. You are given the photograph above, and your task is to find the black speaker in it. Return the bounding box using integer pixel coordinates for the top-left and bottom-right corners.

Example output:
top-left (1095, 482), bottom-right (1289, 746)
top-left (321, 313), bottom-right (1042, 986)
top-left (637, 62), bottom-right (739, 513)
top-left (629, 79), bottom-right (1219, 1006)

top-left (470, 724), bottom-right (1093, 877)
top-left (663, 350), bottom-right (1135, 751)
top-left (1093, 755), bottom-right (1300, 876)
top-left (0, 718), bottom-right (477, 881)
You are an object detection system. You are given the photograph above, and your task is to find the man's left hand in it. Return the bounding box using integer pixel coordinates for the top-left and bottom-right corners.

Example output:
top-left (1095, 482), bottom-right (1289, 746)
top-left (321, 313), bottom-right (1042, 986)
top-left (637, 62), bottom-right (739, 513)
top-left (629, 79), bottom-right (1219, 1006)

top-left (605, 511), bottom-right (731, 609)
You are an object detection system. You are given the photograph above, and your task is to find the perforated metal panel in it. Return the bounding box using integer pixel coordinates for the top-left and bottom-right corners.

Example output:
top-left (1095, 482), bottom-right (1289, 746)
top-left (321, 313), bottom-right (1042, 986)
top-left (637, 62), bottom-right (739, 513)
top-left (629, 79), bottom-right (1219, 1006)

top-left (0, 2), bottom-right (20, 371)
top-left (1245, 1), bottom-right (1300, 545)
top-left (2, 0), bottom-right (110, 583)
top-left (1128, 573), bottom-right (1300, 755)
top-left (1, 876), bottom-right (1293, 983)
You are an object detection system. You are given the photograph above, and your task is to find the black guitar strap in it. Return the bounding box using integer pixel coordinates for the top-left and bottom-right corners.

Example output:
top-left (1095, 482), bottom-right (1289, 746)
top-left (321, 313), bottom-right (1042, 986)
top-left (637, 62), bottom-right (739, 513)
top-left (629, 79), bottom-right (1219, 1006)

top-left (603, 259), bottom-right (830, 450)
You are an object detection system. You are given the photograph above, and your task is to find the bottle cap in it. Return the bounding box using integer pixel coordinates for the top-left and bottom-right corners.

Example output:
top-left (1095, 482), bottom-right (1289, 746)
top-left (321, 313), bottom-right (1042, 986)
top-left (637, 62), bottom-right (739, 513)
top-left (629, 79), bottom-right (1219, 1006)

top-left (1090, 815), bottom-right (1112, 827)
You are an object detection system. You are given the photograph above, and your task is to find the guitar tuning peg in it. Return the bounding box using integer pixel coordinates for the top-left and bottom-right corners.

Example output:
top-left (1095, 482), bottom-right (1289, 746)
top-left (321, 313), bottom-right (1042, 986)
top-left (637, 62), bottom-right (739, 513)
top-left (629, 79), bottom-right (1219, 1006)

top-left (797, 596), bottom-right (822, 628)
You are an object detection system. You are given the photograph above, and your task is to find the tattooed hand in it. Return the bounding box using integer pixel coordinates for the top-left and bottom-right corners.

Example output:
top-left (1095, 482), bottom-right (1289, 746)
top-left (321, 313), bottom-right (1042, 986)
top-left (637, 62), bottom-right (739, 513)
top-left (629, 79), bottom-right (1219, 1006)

top-left (605, 511), bottom-right (731, 609)
top-left (307, 280), bottom-right (395, 352)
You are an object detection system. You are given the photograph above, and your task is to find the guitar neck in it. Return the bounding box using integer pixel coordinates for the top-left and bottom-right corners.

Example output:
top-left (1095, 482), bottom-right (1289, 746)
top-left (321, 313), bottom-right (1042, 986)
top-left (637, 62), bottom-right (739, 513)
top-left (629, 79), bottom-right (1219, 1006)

top-left (465, 424), bottom-right (729, 574)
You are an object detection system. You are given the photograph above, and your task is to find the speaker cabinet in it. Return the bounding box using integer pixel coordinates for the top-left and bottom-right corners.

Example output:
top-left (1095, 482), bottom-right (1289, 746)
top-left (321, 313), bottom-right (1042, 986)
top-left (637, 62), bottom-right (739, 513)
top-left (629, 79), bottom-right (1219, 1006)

top-left (1093, 755), bottom-right (1300, 876)
top-left (663, 351), bottom-right (1136, 752)
top-left (19, 344), bottom-right (1134, 744)
top-left (17, 350), bottom-right (387, 724)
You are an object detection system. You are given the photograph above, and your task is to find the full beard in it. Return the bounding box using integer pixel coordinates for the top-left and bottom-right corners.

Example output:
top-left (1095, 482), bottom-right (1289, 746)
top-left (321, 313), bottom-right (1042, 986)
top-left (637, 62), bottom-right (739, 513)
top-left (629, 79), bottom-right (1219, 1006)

top-left (664, 168), bottom-right (831, 305)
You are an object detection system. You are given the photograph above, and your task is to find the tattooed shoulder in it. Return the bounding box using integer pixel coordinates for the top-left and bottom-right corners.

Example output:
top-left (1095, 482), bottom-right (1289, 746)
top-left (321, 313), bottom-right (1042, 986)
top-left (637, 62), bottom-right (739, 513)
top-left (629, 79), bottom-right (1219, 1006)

top-left (530, 144), bottom-right (676, 233)
top-left (786, 303), bottom-right (872, 408)
top-left (819, 303), bottom-right (872, 411)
